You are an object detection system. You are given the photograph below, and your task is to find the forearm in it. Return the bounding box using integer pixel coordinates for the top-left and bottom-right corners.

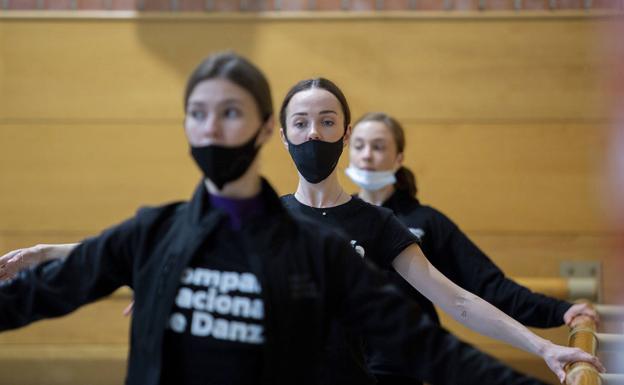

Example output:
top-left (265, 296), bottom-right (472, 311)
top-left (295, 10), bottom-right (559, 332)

top-left (446, 287), bottom-right (550, 356)
top-left (392, 246), bottom-right (550, 357)
top-left (38, 243), bottom-right (80, 262)
top-left (447, 229), bottom-right (571, 327)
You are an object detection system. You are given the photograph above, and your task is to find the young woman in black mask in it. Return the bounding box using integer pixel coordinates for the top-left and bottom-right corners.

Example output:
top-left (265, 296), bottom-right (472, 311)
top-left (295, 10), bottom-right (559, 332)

top-left (345, 112), bottom-right (599, 384)
top-left (277, 78), bottom-right (601, 385)
top-left (1, 52), bottom-right (578, 385)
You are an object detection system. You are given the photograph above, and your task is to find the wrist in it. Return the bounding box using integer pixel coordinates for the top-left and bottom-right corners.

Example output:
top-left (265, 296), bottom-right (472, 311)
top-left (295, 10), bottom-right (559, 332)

top-left (34, 244), bottom-right (53, 263)
top-left (535, 337), bottom-right (552, 357)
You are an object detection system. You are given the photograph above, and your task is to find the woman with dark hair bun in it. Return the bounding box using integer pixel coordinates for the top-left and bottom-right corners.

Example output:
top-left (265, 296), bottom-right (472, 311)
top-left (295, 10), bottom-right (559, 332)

top-left (277, 79), bottom-right (602, 385)
top-left (348, 111), bottom-right (599, 384)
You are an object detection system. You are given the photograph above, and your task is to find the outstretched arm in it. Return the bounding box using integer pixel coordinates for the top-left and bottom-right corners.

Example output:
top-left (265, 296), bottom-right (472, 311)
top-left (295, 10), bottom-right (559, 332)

top-left (392, 244), bottom-right (604, 383)
top-left (330, 238), bottom-right (552, 385)
top-left (0, 243), bottom-right (79, 280)
top-left (0, 217), bottom-right (137, 331)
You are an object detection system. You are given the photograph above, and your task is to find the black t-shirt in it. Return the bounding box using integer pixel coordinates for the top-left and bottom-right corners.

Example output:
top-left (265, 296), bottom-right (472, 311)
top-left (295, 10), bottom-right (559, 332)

top-left (280, 195), bottom-right (417, 269)
top-left (280, 194), bottom-right (419, 384)
top-left (160, 197), bottom-right (266, 385)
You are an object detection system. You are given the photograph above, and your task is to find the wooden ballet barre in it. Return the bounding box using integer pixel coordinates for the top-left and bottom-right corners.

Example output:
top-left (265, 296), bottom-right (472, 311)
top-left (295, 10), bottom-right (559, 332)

top-left (566, 314), bottom-right (601, 385)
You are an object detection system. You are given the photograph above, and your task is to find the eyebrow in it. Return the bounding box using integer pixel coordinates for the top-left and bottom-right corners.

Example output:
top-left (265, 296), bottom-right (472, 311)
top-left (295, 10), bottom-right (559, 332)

top-left (188, 98), bottom-right (243, 106)
top-left (353, 136), bottom-right (387, 143)
top-left (289, 110), bottom-right (338, 118)
top-left (221, 98), bottom-right (243, 105)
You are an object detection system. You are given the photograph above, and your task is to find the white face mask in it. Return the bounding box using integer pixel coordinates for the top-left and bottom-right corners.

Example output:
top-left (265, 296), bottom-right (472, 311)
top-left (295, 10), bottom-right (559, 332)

top-left (345, 165), bottom-right (397, 191)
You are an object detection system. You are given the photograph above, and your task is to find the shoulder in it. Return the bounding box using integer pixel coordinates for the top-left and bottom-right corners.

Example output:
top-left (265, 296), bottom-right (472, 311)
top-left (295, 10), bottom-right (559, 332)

top-left (131, 201), bottom-right (188, 233)
top-left (395, 197), bottom-right (455, 228)
top-left (135, 201), bottom-right (186, 221)
top-left (279, 194), bottom-right (297, 208)
top-left (349, 196), bottom-right (395, 220)
top-left (419, 205), bottom-right (458, 230)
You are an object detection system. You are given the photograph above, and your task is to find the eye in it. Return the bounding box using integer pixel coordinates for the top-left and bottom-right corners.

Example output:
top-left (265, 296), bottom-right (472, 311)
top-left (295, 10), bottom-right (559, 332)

top-left (223, 107), bottom-right (242, 119)
top-left (189, 110), bottom-right (206, 120)
top-left (292, 120), bottom-right (307, 129)
top-left (322, 119), bottom-right (335, 127)
top-left (353, 143), bottom-right (364, 150)
top-left (373, 143), bottom-right (386, 151)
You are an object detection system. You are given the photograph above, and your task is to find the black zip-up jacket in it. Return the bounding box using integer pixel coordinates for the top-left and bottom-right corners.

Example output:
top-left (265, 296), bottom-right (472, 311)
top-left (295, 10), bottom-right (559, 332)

top-left (382, 190), bottom-right (572, 327)
top-left (0, 180), bottom-right (549, 385)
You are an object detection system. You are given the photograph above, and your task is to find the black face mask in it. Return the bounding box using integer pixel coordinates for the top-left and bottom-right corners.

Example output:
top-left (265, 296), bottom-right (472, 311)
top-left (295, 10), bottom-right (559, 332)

top-left (286, 134), bottom-right (344, 184)
top-left (190, 127), bottom-right (262, 190)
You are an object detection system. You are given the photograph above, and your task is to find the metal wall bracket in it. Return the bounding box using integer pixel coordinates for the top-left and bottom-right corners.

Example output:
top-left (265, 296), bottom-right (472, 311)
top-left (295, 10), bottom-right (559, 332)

top-left (560, 261), bottom-right (602, 302)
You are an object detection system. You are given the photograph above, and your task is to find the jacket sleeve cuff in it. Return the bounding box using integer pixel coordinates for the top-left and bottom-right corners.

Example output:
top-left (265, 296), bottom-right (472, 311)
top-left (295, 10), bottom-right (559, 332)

top-left (554, 301), bottom-right (574, 326)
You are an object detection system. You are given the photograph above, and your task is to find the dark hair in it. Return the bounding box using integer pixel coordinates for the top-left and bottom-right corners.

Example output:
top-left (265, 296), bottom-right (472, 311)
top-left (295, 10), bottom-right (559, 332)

top-left (184, 52), bottom-right (273, 122)
top-left (279, 77), bottom-right (351, 133)
top-left (353, 112), bottom-right (418, 197)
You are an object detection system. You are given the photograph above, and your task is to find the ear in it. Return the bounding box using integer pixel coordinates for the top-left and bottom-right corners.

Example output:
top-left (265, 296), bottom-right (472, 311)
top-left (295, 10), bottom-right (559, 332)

top-left (279, 126), bottom-right (289, 150)
top-left (395, 152), bottom-right (404, 169)
top-left (343, 125), bottom-right (352, 147)
top-left (257, 115), bottom-right (275, 146)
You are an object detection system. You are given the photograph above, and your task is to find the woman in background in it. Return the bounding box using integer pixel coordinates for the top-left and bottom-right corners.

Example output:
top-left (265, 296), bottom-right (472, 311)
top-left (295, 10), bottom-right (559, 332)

top-left (346, 111), bottom-right (597, 384)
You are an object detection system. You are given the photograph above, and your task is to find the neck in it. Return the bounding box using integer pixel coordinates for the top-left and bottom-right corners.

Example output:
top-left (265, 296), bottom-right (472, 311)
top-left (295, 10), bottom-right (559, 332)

top-left (294, 170), bottom-right (350, 208)
top-left (204, 159), bottom-right (262, 199)
top-left (358, 184), bottom-right (395, 206)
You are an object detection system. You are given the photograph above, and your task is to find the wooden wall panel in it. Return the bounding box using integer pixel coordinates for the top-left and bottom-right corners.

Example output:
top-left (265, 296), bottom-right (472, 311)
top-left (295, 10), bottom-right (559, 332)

top-left (0, 13), bottom-right (620, 385)
top-left (0, 122), bottom-right (197, 231)
top-left (0, 345), bottom-right (127, 385)
top-left (255, 18), bottom-right (610, 121)
top-left (394, 122), bottom-right (609, 233)
top-left (0, 17), bottom-right (613, 121)
top-left (0, 122), bottom-right (608, 233)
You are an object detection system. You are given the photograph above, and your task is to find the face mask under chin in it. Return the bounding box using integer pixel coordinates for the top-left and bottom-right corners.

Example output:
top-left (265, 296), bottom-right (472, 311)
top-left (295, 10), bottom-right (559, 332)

top-left (345, 165), bottom-right (397, 191)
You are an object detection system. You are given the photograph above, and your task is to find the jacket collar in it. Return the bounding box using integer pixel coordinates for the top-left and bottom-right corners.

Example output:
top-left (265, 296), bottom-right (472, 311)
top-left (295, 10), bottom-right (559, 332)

top-left (185, 177), bottom-right (287, 226)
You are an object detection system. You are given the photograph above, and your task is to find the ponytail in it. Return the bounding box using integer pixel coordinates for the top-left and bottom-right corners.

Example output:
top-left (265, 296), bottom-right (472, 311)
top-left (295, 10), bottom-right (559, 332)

top-left (395, 166), bottom-right (417, 198)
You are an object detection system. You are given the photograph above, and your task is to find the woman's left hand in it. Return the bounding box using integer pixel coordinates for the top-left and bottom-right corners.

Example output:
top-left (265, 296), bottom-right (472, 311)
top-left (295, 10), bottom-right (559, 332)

top-left (564, 303), bottom-right (599, 326)
top-left (541, 342), bottom-right (605, 383)
top-left (0, 246), bottom-right (47, 280)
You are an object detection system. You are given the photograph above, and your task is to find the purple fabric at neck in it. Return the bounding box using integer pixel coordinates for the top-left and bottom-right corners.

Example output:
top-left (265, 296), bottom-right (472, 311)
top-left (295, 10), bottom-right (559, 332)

top-left (209, 193), bottom-right (265, 231)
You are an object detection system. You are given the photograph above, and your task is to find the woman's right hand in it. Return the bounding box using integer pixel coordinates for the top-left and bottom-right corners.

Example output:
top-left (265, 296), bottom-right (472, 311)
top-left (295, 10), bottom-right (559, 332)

top-left (541, 341), bottom-right (605, 383)
top-left (0, 243), bottom-right (78, 280)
